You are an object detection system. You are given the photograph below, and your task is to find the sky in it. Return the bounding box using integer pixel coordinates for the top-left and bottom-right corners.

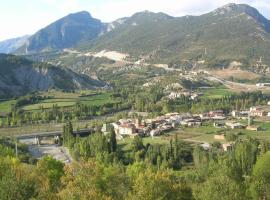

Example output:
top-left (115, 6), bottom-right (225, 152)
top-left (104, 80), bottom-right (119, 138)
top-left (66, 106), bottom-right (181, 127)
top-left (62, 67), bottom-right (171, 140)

top-left (0, 0), bottom-right (269, 41)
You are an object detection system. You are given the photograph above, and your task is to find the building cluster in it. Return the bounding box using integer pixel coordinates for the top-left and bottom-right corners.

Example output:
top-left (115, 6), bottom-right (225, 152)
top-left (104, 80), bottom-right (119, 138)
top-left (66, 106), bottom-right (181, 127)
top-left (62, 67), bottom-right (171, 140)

top-left (232, 102), bottom-right (270, 118)
top-left (201, 141), bottom-right (234, 152)
top-left (105, 112), bottom-right (209, 140)
top-left (168, 91), bottom-right (204, 100)
top-left (105, 110), bottom-right (231, 140)
top-left (103, 102), bottom-right (270, 141)
top-left (249, 106), bottom-right (270, 117)
top-left (213, 121), bottom-right (245, 129)
top-left (199, 110), bottom-right (226, 121)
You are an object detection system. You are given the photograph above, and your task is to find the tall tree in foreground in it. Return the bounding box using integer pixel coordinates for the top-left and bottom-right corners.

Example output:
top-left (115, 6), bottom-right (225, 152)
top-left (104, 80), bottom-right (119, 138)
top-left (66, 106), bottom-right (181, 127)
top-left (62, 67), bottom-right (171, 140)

top-left (127, 169), bottom-right (192, 200)
top-left (63, 121), bottom-right (74, 148)
top-left (60, 160), bottom-right (129, 200)
top-left (35, 156), bottom-right (64, 199)
top-left (250, 151), bottom-right (270, 200)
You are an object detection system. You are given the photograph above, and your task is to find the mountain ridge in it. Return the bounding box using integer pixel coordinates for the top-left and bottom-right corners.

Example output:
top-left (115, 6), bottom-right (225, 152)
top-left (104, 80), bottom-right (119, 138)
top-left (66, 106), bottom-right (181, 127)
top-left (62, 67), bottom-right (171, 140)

top-left (9, 3), bottom-right (270, 68)
top-left (0, 35), bottom-right (30, 54)
top-left (0, 54), bottom-right (107, 97)
top-left (17, 11), bottom-right (106, 53)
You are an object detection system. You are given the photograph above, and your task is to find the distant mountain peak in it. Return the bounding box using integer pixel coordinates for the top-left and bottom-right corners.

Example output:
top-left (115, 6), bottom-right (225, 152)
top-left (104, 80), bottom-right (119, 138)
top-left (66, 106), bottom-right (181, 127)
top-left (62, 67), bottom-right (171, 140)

top-left (19, 10), bottom-right (105, 53)
top-left (214, 3), bottom-right (263, 17)
top-left (130, 10), bottom-right (173, 22)
top-left (212, 3), bottom-right (270, 30)
top-left (67, 11), bottom-right (93, 19)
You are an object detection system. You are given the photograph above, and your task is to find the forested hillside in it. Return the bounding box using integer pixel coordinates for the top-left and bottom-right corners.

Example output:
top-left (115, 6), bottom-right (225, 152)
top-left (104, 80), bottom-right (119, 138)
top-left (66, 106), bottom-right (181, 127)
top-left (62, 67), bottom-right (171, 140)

top-left (87, 4), bottom-right (270, 66)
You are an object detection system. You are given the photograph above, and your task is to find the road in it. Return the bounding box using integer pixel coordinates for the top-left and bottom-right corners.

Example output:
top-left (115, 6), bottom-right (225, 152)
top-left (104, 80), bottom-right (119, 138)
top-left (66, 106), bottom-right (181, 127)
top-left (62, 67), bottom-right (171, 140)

top-left (16, 128), bottom-right (93, 140)
top-left (205, 75), bottom-right (256, 91)
top-left (20, 138), bottom-right (73, 163)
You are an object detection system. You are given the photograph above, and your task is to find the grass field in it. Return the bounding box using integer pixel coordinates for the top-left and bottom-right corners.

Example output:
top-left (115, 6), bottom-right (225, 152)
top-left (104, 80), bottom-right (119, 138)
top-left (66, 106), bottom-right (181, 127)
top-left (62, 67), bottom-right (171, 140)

top-left (22, 92), bottom-right (117, 111)
top-left (0, 90), bottom-right (119, 114)
top-left (202, 88), bottom-right (236, 99)
top-left (0, 99), bottom-right (16, 113)
top-left (210, 68), bottom-right (261, 81)
top-left (171, 122), bottom-right (270, 143)
top-left (118, 136), bottom-right (170, 152)
top-left (0, 120), bottom-right (96, 137)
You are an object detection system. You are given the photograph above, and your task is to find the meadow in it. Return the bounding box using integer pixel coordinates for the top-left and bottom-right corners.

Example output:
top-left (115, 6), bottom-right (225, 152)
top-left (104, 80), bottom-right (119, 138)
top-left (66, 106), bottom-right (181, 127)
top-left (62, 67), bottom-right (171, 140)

top-left (0, 90), bottom-right (118, 112)
top-left (0, 99), bottom-right (16, 113)
top-left (202, 88), bottom-right (236, 99)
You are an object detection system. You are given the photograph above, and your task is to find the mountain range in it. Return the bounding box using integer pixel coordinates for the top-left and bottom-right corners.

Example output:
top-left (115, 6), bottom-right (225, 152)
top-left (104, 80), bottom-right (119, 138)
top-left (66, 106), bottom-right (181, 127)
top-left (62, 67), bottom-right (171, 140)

top-left (1, 3), bottom-right (270, 67)
top-left (0, 54), bottom-right (106, 97)
top-left (0, 35), bottom-right (29, 54)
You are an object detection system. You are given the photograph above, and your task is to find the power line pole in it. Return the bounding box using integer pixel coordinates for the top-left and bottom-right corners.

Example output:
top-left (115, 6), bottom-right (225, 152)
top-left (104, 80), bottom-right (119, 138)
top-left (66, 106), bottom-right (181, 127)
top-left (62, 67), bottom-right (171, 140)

top-left (15, 139), bottom-right (18, 158)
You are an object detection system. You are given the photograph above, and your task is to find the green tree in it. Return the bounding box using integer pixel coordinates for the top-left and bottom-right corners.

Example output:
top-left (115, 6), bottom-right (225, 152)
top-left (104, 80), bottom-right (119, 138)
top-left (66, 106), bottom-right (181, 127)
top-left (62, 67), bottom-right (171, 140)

top-left (231, 138), bottom-right (258, 180)
top-left (107, 127), bottom-right (117, 153)
top-left (60, 160), bottom-right (129, 200)
top-left (128, 169), bottom-right (192, 200)
top-left (35, 156), bottom-right (64, 195)
top-left (194, 173), bottom-right (247, 200)
top-left (131, 136), bottom-right (144, 153)
top-left (250, 151), bottom-right (270, 200)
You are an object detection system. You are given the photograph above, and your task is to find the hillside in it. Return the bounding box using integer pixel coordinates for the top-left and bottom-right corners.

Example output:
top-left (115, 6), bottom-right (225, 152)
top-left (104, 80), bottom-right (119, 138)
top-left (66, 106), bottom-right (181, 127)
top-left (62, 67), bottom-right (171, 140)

top-left (86, 4), bottom-right (270, 67)
top-left (10, 3), bottom-right (270, 70)
top-left (18, 11), bottom-right (106, 53)
top-left (0, 35), bottom-right (29, 53)
top-left (0, 54), bottom-right (107, 97)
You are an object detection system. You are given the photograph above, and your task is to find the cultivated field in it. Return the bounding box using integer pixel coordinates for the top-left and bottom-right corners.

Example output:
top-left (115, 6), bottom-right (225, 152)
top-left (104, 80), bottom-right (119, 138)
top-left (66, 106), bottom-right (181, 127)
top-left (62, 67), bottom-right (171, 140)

top-left (209, 68), bottom-right (261, 81)
top-left (0, 90), bottom-right (118, 113)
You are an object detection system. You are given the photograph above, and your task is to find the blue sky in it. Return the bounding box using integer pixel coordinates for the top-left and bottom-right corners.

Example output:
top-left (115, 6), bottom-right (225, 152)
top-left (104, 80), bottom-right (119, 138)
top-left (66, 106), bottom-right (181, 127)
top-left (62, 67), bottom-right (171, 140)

top-left (0, 0), bottom-right (269, 41)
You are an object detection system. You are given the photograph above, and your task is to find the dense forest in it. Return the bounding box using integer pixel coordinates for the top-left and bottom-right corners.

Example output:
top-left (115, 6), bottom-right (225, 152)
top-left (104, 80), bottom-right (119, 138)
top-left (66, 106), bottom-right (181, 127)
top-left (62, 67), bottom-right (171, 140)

top-left (1, 122), bottom-right (270, 199)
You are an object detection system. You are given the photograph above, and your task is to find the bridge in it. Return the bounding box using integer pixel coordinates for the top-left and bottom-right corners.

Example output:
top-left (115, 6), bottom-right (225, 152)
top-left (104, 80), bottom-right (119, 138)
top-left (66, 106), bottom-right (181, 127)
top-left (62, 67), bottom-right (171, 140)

top-left (16, 129), bottom-right (94, 145)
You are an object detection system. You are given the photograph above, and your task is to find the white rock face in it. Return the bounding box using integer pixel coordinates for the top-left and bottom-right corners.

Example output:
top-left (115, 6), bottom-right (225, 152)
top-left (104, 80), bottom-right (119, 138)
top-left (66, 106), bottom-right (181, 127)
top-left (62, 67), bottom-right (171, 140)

top-left (93, 50), bottom-right (129, 61)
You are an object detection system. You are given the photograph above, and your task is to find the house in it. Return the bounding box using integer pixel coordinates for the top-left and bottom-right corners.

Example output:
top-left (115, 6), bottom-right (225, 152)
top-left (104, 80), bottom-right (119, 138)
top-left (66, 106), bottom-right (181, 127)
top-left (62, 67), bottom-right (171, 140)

top-left (209, 110), bottom-right (224, 117)
top-left (225, 122), bottom-right (244, 129)
top-left (214, 134), bottom-right (225, 140)
top-left (111, 122), bottom-right (120, 134)
top-left (182, 118), bottom-right (202, 127)
top-left (250, 110), bottom-right (266, 117)
top-left (118, 124), bottom-right (136, 136)
top-left (231, 110), bottom-right (249, 119)
top-left (212, 116), bottom-right (226, 120)
top-left (250, 106), bottom-right (270, 117)
top-left (231, 110), bottom-right (239, 117)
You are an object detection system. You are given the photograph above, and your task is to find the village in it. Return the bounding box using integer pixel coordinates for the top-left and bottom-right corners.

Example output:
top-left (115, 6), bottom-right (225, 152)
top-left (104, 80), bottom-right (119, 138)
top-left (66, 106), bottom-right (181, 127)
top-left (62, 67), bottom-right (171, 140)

top-left (102, 101), bottom-right (270, 152)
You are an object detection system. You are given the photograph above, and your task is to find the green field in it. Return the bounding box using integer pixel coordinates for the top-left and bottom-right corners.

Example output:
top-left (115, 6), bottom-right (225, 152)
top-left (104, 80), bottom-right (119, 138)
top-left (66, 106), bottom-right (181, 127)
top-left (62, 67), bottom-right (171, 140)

top-left (0, 99), bottom-right (16, 113)
top-left (171, 122), bottom-right (270, 143)
top-left (202, 88), bottom-right (236, 99)
top-left (126, 121), bottom-right (270, 146)
top-left (0, 90), bottom-right (119, 113)
top-left (118, 136), bottom-right (170, 152)
top-left (22, 92), bottom-right (117, 111)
